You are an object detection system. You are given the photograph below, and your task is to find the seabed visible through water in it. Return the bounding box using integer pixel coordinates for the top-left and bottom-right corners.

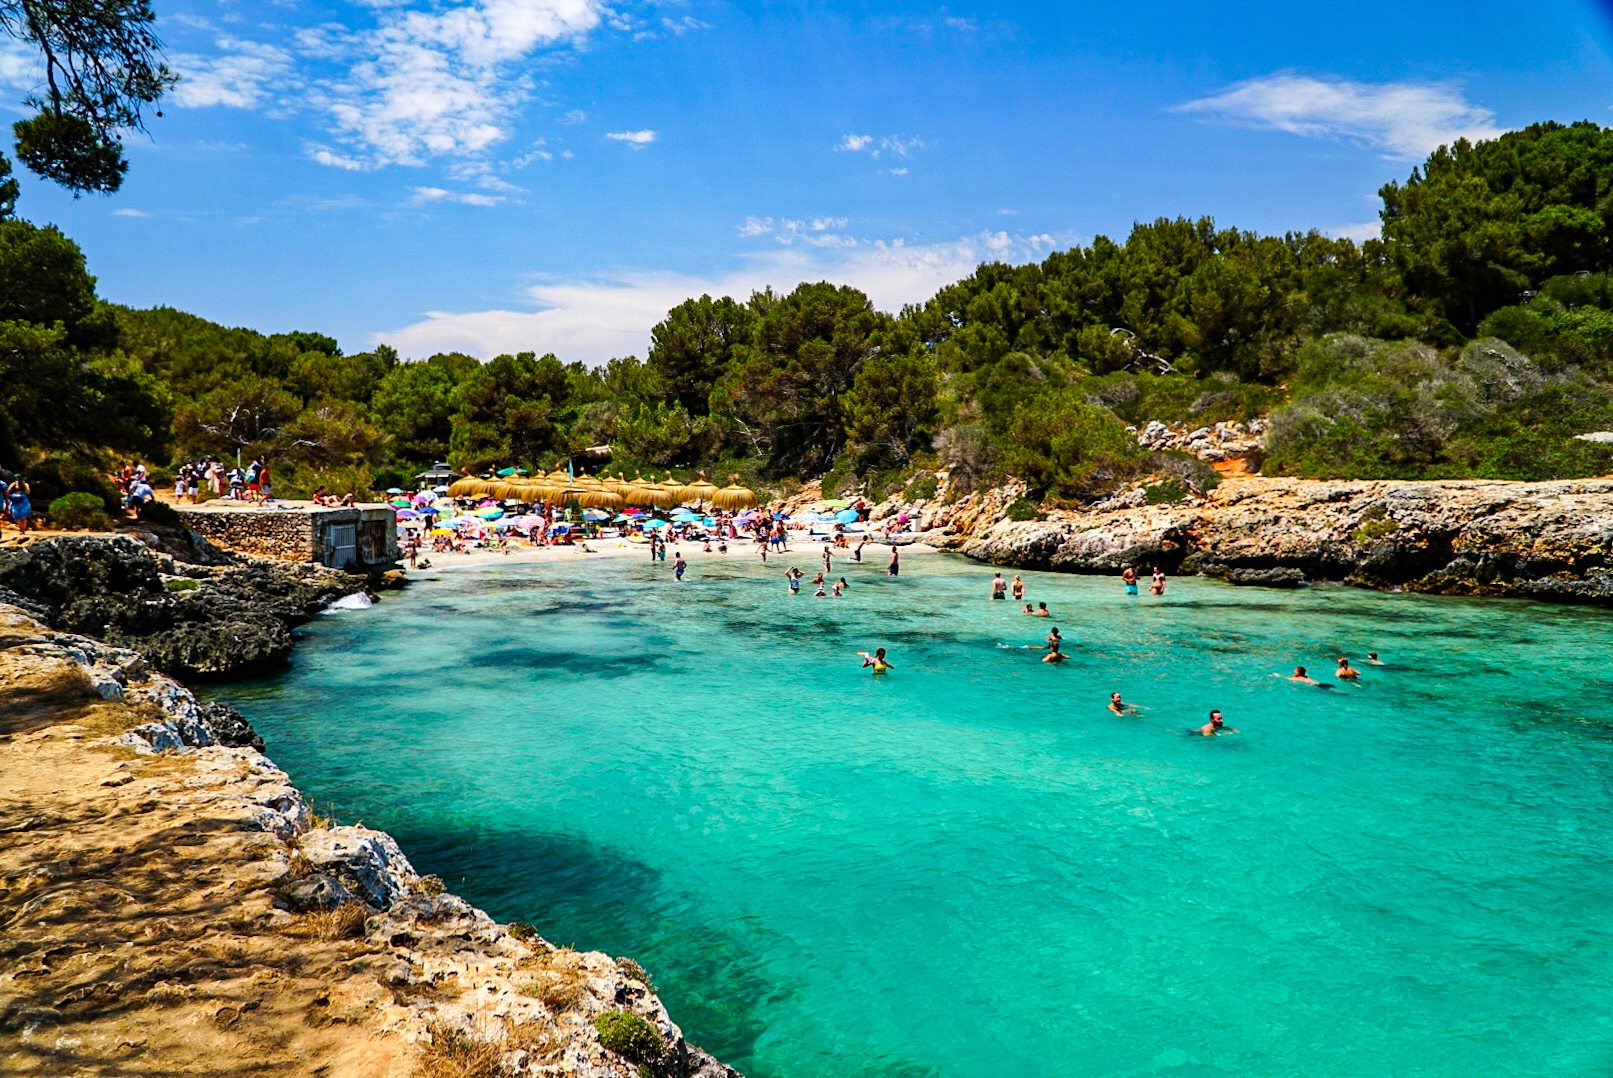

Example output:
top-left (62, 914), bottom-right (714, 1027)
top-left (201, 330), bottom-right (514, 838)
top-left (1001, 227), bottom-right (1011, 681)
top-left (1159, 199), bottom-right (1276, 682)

top-left (224, 552), bottom-right (1613, 1077)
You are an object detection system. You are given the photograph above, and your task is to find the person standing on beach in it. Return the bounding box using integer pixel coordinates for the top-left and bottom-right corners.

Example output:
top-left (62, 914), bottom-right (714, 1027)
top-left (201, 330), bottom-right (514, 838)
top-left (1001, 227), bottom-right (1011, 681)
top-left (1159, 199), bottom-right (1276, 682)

top-left (888, 545), bottom-right (900, 577)
top-left (1150, 566), bottom-right (1166, 595)
top-left (991, 572), bottom-right (1007, 600)
top-left (1121, 565), bottom-right (1139, 595)
top-left (673, 552), bottom-right (687, 581)
top-left (6, 477), bottom-right (30, 534)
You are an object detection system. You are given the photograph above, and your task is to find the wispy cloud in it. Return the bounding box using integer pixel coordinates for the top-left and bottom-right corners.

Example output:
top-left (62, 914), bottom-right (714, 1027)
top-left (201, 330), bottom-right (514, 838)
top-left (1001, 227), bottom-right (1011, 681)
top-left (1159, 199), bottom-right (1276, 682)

top-left (838, 133), bottom-right (927, 159)
top-left (374, 231), bottom-right (1063, 363)
top-left (409, 186), bottom-right (505, 207)
top-left (170, 38), bottom-right (296, 108)
top-left (1328, 220), bottom-right (1382, 242)
top-left (605, 129), bottom-right (656, 147)
top-left (1175, 73), bottom-right (1503, 160)
top-left (112, 208), bottom-right (151, 218)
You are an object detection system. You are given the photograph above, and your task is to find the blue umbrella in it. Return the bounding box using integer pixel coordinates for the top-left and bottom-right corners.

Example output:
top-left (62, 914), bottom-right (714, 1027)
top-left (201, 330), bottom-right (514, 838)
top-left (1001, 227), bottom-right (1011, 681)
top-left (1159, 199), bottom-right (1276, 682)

top-left (836, 508), bottom-right (860, 524)
top-left (642, 519), bottom-right (670, 530)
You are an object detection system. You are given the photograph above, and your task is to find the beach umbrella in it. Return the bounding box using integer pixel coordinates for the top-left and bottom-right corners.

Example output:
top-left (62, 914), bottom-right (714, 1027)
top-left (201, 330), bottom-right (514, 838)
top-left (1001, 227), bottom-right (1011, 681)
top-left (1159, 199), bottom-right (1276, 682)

top-left (446, 477), bottom-right (479, 497)
top-left (683, 474), bottom-right (718, 506)
top-left (396, 508), bottom-right (421, 519)
top-left (495, 466), bottom-right (528, 477)
top-left (711, 478), bottom-right (757, 511)
top-left (662, 476), bottom-right (687, 504)
top-left (836, 508), bottom-right (860, 525)
top-left (433, 484), bottom-right (450, 493)
top-left (581, 509), bottom-right (610, 522)
top-left (573, 487), bottom-right (624, 510)
top-left (549, 523), bottom-right (572, 533)
top-left (476, 507), bottom-right (504, 520)
top-left (642, 519), bottom-right (670, 530)
top-left (390, 498), bottom-right (411, 507)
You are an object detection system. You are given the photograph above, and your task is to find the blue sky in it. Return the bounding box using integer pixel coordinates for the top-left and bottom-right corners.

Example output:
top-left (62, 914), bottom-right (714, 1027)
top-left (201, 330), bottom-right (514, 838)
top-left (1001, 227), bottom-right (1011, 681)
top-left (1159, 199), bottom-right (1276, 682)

top-left (4, 0), bottom-right (1612, 362)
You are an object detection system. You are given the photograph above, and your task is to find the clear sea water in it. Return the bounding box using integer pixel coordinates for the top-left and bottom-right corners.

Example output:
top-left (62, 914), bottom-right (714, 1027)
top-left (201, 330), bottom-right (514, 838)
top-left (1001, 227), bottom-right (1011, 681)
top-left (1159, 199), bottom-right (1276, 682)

top-left (221, 552), bottom-right (1613, 1077)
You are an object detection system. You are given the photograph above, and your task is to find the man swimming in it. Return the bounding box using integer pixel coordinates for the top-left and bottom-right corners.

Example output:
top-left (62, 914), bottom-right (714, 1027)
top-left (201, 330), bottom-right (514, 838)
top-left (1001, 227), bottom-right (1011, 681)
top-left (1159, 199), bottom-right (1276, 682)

top-left (1034, 602), bottom-right (1050, 617)
top-left (1022, 603), bottom-right (1035, 615)
top-left (1365, 652), bottom-right (1386, 665)
top-left (1043, 648), bottom-right (1069, 664)
top-left (1197, 709), bottom-right (1238, 736)
top-left (859, 647), bottom-right (893, 674)
top-left (1275, 666), bottom-right (1326, 686)
top-left (1336, 656), bottom-right (1361, 680)
top-left (1108, 692), bottom-right (1137, 715)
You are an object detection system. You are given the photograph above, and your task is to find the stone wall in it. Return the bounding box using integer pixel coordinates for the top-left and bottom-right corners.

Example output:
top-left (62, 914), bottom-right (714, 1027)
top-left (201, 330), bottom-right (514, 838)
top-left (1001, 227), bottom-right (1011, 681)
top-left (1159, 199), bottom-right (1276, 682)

top-left (177, 505), bottom-right (398, 569)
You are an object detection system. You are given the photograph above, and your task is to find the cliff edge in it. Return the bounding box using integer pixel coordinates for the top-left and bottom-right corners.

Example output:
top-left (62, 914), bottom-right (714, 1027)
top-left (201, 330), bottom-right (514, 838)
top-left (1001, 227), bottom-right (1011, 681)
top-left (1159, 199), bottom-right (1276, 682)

top-left (0, 602), bottom-right (738, 1076)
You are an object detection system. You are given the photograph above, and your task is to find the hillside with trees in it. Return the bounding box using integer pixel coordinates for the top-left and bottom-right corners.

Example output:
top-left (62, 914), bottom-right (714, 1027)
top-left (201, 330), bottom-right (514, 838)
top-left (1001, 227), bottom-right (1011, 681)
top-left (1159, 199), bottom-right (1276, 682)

top-left (2, 120), bottom-right (1612, 511)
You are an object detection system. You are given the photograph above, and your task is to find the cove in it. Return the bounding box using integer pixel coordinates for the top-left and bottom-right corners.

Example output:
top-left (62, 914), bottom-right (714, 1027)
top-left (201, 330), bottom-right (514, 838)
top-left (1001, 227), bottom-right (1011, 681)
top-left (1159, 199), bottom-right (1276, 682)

top-left (221, 553), bottom-right (1613, 1077)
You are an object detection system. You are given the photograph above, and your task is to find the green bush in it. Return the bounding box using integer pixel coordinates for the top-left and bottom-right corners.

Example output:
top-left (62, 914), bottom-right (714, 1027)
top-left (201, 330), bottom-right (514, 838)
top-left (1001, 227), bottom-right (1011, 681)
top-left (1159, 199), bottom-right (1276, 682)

top-left (615, 957), bottom-right (656, 991)
top-left (903, 473), bottom-right (938, 501)
top-left (1143, 478), bottom-right (1188, 504)
top-left (164, 578), bottom-right (200, 592)
top-left (594, 1010), bottom-right (665, 1065)
top-left (20, 454), bottom-right (121, 513)
top-left (47, 492), bottom-right (113, 530)
top-left (137, 499), bottom-right (181, 527)
top-left (1005, 497), bottom-right (1042, 521)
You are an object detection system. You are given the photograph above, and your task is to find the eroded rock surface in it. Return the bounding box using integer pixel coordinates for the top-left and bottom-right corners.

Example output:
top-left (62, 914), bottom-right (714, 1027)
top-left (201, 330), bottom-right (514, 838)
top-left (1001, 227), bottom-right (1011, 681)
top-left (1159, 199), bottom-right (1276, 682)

top-left (0, 604), bottom-right (739, 1077)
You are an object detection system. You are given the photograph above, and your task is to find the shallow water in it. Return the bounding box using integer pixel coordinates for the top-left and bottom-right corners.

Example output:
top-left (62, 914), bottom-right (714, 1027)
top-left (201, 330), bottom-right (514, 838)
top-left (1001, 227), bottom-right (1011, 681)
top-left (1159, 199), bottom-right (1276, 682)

top-left (224, 552), bottom-right (1613, 1077)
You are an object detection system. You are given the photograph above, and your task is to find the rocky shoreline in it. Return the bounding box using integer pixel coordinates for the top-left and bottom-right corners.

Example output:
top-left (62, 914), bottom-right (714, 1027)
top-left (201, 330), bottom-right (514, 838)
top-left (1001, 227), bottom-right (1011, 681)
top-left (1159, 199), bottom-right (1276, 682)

top-left (868, 476), bottom-right (1613, 606)
top-left (0, 535), bottom-right (738, 1076)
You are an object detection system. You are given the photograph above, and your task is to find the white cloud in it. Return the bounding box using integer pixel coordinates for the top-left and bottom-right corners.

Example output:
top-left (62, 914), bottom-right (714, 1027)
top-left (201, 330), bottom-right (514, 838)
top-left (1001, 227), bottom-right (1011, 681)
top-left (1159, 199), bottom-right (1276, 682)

top-left (560, 109), bottom-right (588, 125)
top-left (605, 129), bottom-right (657, 147)
top-left (170, 39), bottom-right (296, 108)
top-left (291, 0), bottom-right (605, 168)
top-left (738, 216), bottom-right (774, 237)
top-left (1176, 73), bottom-right (1504, 160)
top-left (409, 186), bottom-right (505, 207)
top-left (112, 208), bottom-right (151, 218)
top-left (1329, 220), bottom-right (1382, 242)
top-left (838, 133), bottom-right (927, 160)
top-left (0, 39), bottom-right (35, 90)
top-left (889, 167), bottom-right (908, 176)
top-left (373, 231), bottom-right (1064, 364)
top-left (943, 16), bottom-right (977, 31)
top-left (305, 143), bottom-right (372, 170)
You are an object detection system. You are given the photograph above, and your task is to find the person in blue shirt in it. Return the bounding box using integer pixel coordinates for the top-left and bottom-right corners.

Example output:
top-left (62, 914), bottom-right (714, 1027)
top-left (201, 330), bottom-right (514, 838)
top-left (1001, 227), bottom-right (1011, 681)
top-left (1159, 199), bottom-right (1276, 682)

top-left (6, 477), bottom-right (32, 534)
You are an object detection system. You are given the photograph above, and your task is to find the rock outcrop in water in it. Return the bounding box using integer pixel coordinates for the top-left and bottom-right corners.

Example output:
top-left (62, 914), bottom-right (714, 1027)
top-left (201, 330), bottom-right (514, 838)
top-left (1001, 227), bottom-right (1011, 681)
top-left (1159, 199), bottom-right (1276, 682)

top-left (0, 601), bottom-right (740, 1076)
top-left (0, 535), bottom-right (360, 678)
top-left (949, 477), bottom-right (1613, 604)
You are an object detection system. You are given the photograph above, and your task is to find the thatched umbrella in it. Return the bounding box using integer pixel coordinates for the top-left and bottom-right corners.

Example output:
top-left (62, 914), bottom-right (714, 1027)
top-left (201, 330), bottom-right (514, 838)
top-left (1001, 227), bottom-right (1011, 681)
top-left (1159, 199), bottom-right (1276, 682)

top-left (566, 486), bottom-right (624, 510)
top-left (683, 474), bottom-right (718, 507)
top-left (637, 477), bottom-right (676, 509)
top-left (711, 477), bottom-right (758, 511)
top-left (446, 477), bottom-right (481, 498)
top-left (661, 476), bottom-right (687, 505)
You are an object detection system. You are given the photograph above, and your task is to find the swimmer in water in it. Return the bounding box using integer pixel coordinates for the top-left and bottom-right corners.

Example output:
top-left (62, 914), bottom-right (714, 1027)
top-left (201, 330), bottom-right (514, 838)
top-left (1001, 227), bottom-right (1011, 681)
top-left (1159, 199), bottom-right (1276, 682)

top-left (1274, 665), bottom-right (1326, 686)
top-left (991, 571), bottom-right (1007, 600)
top-left (787, 567), bottom-right (803, 594)
top-left (1149, 566), bottom-right (1166, 596)
top-left (1108, 692), bottom-right (1138, 715)
top-left (1043, 648), bottom-right (1069, 664)
top-left (1121, 565), bottom-right (1139, 595)
top-left (1365, 652), bottom-right (1386, 665)
top-left (1034, 602), bottom-right (1050, 617)
top-left (1197, 709), bottom-right (1239, 736)
top-left (1046, 626), bottom-right (1063, 656)
top-left (835, 577), bottom-right (848, 596)
top-left (1022, 603), bottom-right (1035, 615)
top-left (673, 553), bottom-right (687, 581)
top-left (814, 582), bottom-right (827, 597)
top-left (1011, 574), bottom-right (1025, 600)
top-left (888, 545), bottom-right (900, 577)
top-left (859, 647), bottom-right (893, 674)
top-left (1335, 656), bottom-right (1361, 681)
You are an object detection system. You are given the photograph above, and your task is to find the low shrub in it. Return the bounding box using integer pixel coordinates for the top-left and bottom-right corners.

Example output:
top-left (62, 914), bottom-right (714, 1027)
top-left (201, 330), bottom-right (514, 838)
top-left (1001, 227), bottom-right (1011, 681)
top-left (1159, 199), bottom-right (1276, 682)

top-left (1352, 517), bottom-right (1400, 544)
top-left (593, 1010), bottom-right (665, 1065)
top-left (137, 499), bottom-right (181, 526)
top-left (48, 492), bottom-right (113, 530)
top-left (416, 1021), bottom-right (506, 1078)
top-left (1005, 497), bottom-right (1042, 522)
top-left (616, 957), bottom-right (655, 991)
top-left (417, 874), bottom-right (446, 896)
top-left (165, 578), bottom-right (200, 592)
top-left (1143, 479), bottom-right (1188, 505)
top-left (903, 473), bottom-right (938, 501)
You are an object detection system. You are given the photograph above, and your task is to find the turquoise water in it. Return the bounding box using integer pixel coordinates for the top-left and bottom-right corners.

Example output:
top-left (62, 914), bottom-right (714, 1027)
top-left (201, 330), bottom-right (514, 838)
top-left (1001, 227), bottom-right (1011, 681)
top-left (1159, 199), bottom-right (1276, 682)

top-left (223, 553), bottom-right (1613, 1077)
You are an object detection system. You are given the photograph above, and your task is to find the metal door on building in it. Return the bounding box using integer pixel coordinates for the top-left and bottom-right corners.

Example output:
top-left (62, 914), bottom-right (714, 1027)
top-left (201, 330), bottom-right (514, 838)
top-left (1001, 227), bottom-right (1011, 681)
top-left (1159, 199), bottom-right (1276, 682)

top-left (325, 524), bottom-right (358, 568)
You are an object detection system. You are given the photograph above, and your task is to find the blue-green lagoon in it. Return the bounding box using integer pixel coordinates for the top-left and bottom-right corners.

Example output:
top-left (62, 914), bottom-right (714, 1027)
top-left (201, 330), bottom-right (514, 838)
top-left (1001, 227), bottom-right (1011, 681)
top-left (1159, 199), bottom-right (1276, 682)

top-left (223, 553), bottom-right (1613, 1076)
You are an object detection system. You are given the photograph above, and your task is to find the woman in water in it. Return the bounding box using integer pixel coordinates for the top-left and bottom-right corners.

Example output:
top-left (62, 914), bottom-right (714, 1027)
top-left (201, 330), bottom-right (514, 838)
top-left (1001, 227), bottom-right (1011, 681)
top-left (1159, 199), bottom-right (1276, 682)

top-left (1011, 574), bottom-right (1025, 600)
top-left (834, 577), bottom-right (848, 597)
top-left (786, 567), bottom-right (803, 594)
top-left (1150, 566), bottom-right (1166, 596)
top-left (859, 647), bottom-right (893, 674)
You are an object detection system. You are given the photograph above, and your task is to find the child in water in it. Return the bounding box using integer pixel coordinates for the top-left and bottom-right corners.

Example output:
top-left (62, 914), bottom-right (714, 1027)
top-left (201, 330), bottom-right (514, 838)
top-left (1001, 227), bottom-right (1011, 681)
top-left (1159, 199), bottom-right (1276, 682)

top-left (859, 647), bottom-right (893, 674)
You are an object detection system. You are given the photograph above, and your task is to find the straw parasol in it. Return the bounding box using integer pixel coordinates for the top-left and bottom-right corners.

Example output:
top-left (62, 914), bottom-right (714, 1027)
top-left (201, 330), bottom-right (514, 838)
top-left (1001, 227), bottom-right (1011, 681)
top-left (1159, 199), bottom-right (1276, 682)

top-left (711, 475), bottom-right (758, 511)
top-left (446, 477), bottom-right (481, 498)
top-left (635, 476), bottom-right (676, 509)
top-left (661, 475), bottom-right (687, 505)
top-left (566, 485), bottom-right (624, 510)
top-left (683, 473), bottom-right (718, 507)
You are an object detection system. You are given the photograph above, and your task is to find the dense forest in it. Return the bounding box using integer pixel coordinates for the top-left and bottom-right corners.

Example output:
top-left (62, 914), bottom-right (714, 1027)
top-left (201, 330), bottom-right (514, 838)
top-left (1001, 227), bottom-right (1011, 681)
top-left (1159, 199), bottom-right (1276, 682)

top-left (3, 120), bottom-right (1613, 512)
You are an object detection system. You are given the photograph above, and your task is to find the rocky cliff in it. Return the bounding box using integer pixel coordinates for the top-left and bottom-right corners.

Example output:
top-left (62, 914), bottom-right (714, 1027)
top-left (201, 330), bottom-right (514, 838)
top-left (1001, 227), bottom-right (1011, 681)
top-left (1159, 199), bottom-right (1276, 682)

top-left (0, 601), bottom-right (738, 1077)
top-left (938, 476), bottom-right (1613, 604)
top-left (0, 535), bottom-right (364, 679)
